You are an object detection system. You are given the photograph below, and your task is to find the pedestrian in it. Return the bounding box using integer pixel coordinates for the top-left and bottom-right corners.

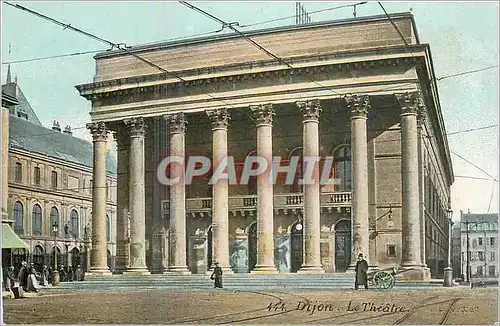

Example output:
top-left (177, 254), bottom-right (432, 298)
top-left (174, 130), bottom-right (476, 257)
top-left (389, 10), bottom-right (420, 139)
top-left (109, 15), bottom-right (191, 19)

top-left (59, 265), bottom-right (66, 282)
top-left (40, 265), bottom-right (49, 286)
top-left (17, 261), bottom-right (28, 292)
top-left (6, 266), bottom-right (20, 299)
top-left (355, 253), bottom-right (369, 290)
top-left (210, 262), bottom-right (223, 288)
top-left (27, 263), bottom-right (41, 292)
top-left (75, 265), bottom-right (83, 281)
top-left (47, 266), bottom-right (53, 285)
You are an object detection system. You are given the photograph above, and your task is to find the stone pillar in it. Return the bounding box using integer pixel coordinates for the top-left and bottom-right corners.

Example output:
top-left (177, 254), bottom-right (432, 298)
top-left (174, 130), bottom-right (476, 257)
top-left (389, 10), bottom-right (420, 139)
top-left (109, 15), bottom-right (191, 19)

top-left (86, 122), bottom-right (111, 275)
top-left (123, 118), bottom-right (150, 275)
top-left (396, 92), bottom-right (427, 280)
top-left (113, 126), bottom-right (130, 273)
top-left (345, 95), bottom-right (370, 270)
top-left (1, 108), bottom-right (9, 223)
top-left (417, 103), bottom-right (429, 269)
top-left (249, 104), bottom-right (278, 274)
top-left (164, 113), bottom-right (191, 275)
top-left (206, 109), bottom-right (232, 273)
top-left (296, 99), bottom-right (324, 274)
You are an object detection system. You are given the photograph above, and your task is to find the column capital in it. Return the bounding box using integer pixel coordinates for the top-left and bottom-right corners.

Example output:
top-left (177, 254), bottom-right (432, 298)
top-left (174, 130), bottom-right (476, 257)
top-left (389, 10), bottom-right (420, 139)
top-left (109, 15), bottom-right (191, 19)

top-left (86, 122), bottom-right (108, 142)
top-left (250, 104), bottom-right (274, 126)
top-left (297, 99), bottom-right (322, 122)
top-left (344, 94), bottom-right (370, 119)
top-left (206, 108), bottom-right (230, 130)
top-left (124, 117), bottom-right (147, 138)
top-left (395, 92), bottom-right (420, 116)
top-left (164, 113), bottom-right (187, 134)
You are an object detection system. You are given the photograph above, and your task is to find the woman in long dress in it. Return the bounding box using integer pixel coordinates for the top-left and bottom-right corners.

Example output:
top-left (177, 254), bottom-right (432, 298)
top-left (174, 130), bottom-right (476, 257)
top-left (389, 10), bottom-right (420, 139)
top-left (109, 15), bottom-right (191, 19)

top-left (26, 263), bottom-right (41, 292)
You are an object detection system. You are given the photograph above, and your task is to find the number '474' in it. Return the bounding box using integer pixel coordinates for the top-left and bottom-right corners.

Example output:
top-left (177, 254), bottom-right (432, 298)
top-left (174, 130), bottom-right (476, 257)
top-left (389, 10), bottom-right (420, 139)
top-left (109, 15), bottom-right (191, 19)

top-left (267, 302), bottom-right (286, 312)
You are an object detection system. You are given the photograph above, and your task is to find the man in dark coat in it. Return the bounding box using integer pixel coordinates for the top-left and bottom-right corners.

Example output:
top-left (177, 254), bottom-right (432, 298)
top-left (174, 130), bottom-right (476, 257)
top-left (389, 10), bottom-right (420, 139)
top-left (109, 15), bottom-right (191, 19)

top-left (211, 262), bottom-right (223, 288)
top-left (17, 261), bottom-right (28, 292)
top-left (355, 253), bottom-right (368, 290)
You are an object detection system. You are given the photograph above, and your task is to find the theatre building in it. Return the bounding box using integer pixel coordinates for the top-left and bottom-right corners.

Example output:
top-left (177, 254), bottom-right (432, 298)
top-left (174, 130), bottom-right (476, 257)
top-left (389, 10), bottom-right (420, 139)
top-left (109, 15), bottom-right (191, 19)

top-left (77, 12), bottom-right (454, 279)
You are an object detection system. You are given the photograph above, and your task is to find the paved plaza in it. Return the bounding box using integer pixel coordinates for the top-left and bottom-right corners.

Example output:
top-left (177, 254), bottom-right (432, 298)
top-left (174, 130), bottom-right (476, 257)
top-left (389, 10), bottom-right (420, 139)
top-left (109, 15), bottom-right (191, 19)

top-left (2, 287), bottom-right (497, 324)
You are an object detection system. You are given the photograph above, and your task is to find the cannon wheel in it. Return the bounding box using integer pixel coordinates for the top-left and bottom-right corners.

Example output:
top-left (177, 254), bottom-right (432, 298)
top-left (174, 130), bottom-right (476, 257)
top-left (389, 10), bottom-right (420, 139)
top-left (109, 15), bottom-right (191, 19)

top-left (372, 271), bottom-right (395, 290)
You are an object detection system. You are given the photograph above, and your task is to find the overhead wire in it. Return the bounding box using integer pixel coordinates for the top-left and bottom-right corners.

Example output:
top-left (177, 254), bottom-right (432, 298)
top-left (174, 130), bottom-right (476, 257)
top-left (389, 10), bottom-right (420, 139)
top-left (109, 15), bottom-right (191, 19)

top-left (450, 150), bottom-right (498, 182)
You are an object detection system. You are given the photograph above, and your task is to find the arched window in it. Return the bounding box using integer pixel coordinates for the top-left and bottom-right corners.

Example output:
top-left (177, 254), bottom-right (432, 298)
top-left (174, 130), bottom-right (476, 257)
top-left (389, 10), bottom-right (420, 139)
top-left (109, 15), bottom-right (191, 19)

top-left (50, 207), bottom-right (59, 236)
top-left (333, 146), bottom-right (352, 192)
top-left (70, 209), bottom-right (79, 238)
top-left (32, 204), bottom-right (43, 235)
top-left (13, 201), bottom-right (24, 234)
top-left (106, 214), bottom-right (111, 242)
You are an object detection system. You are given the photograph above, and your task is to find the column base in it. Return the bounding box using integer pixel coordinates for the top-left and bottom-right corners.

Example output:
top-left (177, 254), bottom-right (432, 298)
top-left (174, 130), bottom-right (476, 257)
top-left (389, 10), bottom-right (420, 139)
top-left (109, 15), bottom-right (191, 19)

top-left (85, 269), bottom-right (113, 278)
top-left (164, 266), bottom-right (192, 275)
top-left (297, 265), bottom-right (325, 274)
top-left (396, 266), bottom-right (431, 281)
top-left (251, 265), bottom-right (279, 274)
top-left (123, 267), bottom-right (150, 276)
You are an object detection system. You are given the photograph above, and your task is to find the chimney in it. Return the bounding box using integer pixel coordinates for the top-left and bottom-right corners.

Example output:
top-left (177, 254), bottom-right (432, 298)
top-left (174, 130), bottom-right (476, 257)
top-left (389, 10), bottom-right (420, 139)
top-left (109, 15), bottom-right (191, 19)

top-left (52, 121), bottom-right (61, 132)
top-left (63, 125), bottom-right (72, 135)
top-left (467, 209), bottom-right (471, 214)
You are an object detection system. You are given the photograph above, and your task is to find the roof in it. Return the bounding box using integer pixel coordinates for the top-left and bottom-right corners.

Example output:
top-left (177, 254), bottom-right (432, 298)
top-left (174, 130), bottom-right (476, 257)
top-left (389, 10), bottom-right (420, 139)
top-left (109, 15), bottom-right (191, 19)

top-left (460, 213), bottom-right (498, 223)
top-left (2, 82), bottom-right (42, 126)
top-left (9, 115), bottom-right (117, 175)
top-left (1, 223), bottom-right (29, 249)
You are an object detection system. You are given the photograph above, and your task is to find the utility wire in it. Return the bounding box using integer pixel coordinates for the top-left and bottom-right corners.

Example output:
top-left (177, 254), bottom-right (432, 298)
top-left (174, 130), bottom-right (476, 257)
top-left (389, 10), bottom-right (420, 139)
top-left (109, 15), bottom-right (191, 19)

top-left (1, 50), bottom-right (104, 65)
top-left (437, 65), bottom-right (499, 81)
top-left (451, 150), bottom-right (498, 182)
top-left (454, 175), bottom-right (499, 182)
top-left (239, 2), bottom-right (368, 28)
top-left (487, 182), bottom-right (495, 213)
top-left (377, 2), bottom-right (408, 46)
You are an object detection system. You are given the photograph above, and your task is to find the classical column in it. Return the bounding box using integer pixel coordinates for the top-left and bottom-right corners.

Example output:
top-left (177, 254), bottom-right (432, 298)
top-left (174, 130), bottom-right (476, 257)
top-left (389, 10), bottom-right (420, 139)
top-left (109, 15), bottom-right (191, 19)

top-left (123, 117), bottom-right (150, 275)
top-left (165, 113), bottom-right (191, 275)
top-left (345, 94), bottom-right (370, 270)
top-left (86, 122), bottom-right (111, 275)
top-left (297, 99), bottom-right (325, 274)
top-left (206, 109), bottom-right (232, 273)
top-left (417, 102), bottom-right (429, 269)
top-left (113, 126), bottom-right (130, 273)
top-left (250, 104), bottom-right (278, 274)
top-left (396, 92), bottom-right (423, 270)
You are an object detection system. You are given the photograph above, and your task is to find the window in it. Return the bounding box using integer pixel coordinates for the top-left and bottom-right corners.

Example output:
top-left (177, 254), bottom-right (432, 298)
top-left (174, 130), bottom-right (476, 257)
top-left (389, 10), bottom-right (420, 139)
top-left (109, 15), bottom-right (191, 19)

top-left (472, 238), bottom-right (478, 249)
top-left (51, 171), bottom-right (58, 189)
top-left (31, 204), bottom-right (42, 235)
top-left (478, 251), bottom-right (484, 261)
top-left (387, 245), bottom-right (396, 257)
top-left (333, 146), bottom-right (351, 192)
top-left (489, 266), bottom-right (496, 277)
top-left (34, 167), bottom-right (41, 185)
top-left (15, 162), bottom-right (22, 182)
top-left (106, 182), bottom-right (110, 200)
top-left (476, 266), bottom-right (483, 276)
top-left (50, 207), bottom-right (59, 236)
top-left (478, 237), bottom-right (483, 246)
top-left (13, 201), bottom-right (23, 234)
top-left (490, 237), bottom-right (495, 246)
top-left (70, 209), bottom-right (79, 238)
top-left (491, 252), bottom-right (496, 261)
top-left (106, 215), bottom-right (111, 242)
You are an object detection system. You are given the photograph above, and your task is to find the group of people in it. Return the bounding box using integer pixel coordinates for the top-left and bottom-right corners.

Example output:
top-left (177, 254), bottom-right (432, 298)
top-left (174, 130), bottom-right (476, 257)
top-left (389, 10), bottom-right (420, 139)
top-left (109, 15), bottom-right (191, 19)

top-left (3, 261), bottom-right (85, 299)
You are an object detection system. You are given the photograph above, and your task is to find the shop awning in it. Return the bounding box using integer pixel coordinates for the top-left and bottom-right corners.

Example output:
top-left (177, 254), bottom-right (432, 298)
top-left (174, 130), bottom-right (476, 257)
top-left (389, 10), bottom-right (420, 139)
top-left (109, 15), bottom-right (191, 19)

top-left (1, 223), bottom-right (29, 249)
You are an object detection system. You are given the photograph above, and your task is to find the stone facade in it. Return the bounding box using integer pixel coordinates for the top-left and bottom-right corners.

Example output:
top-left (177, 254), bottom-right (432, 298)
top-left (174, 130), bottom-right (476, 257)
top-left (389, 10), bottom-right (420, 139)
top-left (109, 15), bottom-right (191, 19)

top-left (76, 13), bottom-right (454, 279)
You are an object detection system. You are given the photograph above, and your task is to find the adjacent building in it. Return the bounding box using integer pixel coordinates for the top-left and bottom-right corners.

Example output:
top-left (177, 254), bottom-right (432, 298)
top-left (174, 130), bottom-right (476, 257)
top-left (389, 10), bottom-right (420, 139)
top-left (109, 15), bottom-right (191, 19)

top-left (2, 68), bottom-right (118, 272)
top-left (458, 210), bottom-right (498, 279)
top-left (76, 12), bottom-right (454, 279)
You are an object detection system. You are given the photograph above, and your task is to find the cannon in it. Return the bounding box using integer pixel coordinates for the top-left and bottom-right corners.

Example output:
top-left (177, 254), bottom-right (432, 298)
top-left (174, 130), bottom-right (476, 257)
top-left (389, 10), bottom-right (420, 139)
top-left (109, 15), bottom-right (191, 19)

top-left (367, 267), bottom-right (397, 290)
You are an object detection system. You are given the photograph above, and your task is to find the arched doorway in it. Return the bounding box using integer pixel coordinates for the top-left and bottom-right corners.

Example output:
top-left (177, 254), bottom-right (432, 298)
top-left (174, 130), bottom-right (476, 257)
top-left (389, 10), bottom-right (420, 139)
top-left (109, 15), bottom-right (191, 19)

top-left (33, 245), bottom-right (44, 270)
top-left (247, 222), bottom-right (257, 272)
top-left (206, 226), bottom-right (213, 269)
top-left (290, 221), bottom-right (304, 273)
top-left (334, 220), bottom-right (351, 272)
top-left (71, 248), bottom-right (80, 267)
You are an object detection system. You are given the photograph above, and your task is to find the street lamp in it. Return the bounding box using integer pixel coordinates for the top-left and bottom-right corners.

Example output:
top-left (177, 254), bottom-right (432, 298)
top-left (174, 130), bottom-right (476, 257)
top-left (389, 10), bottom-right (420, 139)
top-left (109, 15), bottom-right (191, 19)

top-left (443, 208), bottom-right (453, 287)
top-left (52, 222), bottom-right (60, 286)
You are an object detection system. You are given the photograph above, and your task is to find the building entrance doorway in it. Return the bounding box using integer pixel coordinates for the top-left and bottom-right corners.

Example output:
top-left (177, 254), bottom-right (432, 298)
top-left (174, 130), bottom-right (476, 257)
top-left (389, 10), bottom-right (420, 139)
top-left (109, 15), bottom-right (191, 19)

top-left (290, 221), bottom-right (303, 273)
top-left (335, 220), bottom-right (351, 272)
top-left (247, 223), bottom-right (257, 272)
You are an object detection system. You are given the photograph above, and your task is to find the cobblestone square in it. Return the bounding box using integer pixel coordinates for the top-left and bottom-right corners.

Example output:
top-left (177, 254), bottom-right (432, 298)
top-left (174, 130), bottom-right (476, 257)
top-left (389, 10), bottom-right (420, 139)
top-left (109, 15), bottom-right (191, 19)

top-left (2, 288), bottom-right (498, 324)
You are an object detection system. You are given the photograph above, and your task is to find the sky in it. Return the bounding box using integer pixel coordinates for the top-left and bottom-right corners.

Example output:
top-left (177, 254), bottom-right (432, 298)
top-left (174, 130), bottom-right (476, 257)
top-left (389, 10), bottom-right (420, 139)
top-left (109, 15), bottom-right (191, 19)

top-left (1, 1), bottom-right (499, 221)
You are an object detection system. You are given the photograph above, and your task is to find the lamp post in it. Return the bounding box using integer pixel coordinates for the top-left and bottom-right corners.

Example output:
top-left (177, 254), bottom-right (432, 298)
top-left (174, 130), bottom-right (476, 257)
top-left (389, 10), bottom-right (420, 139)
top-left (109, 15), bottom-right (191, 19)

top-left (443, 208), bottom-right (453, 287)
top-left (52, 222), bottom-right (60, 286)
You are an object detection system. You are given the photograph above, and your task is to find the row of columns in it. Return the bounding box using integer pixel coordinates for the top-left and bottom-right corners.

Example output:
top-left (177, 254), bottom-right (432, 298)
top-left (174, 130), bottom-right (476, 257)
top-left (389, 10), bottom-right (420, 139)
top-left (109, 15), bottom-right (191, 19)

top-left (86, 91), bottom-right (426, 275)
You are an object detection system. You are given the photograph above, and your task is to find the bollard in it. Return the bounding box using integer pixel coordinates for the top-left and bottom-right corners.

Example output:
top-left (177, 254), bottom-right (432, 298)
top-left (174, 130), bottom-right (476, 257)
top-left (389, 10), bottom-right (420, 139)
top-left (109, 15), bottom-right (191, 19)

top-left (443, 267), bottom-right (453, 287)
